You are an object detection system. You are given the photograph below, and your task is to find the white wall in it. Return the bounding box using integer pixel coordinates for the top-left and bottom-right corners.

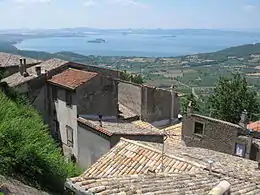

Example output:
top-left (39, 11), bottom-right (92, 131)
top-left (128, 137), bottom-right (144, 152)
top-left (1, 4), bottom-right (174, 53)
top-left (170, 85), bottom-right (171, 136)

top-left (53, 88), bottom-right (78, 159)
top-left (77, 125), bottom-right (110, 169)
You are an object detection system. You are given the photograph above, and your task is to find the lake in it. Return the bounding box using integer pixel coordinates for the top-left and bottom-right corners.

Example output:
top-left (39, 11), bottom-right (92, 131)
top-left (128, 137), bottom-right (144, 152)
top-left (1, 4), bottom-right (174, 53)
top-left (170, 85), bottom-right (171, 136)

top-left (15, 31), bottom-right (260, 57)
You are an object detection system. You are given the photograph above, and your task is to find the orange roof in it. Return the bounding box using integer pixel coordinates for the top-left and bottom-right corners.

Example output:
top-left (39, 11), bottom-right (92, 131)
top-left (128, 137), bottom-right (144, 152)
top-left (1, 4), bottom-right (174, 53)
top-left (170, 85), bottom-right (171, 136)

top-left (48, 68), bottom-right (98, 89)
top-left (248, 121), bottom-right (260, 131)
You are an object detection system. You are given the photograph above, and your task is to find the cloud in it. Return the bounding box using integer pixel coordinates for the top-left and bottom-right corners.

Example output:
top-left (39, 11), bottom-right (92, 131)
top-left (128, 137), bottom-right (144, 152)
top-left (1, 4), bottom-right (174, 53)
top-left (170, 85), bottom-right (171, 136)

top-left (82, 0), bottom-right (148, 9)
top-left (110, 0), bottom-right (148, 8)
top-left (244, 4), bottom-right (257, 12)
top-left (14, 0), bottom-right (51, 3)
top-left (83, 0), bottom-right (96, 7)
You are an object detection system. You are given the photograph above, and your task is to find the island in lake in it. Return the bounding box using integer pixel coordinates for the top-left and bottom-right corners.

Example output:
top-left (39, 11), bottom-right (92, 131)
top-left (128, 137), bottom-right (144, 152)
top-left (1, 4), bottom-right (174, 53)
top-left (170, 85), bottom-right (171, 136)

top-left (87, 38), bottom-right (107, 43)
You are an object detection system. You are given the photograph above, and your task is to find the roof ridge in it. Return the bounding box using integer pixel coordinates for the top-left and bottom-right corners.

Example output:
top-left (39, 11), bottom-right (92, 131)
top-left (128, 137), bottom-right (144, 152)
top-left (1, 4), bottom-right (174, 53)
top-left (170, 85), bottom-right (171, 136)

top-left (119, 138), bottom-right (206, 169)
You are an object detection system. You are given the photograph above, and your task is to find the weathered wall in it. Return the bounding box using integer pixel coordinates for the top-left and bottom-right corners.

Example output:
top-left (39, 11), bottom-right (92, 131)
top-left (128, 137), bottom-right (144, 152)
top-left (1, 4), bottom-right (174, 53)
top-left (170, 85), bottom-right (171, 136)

top-left (141, 86), bottom-right (172, 122)
top-left (182, 114), bottom-right (241, 155)
top-left (110, 134), bottom-right (164, 148)
top-left (31, 85), bottom-right (49, 124)
top-left (76, 75), bottom-right (118, 116)
top-left (50, 86), bottom-right (78, 159)
top-left (118, 81), bottom-right (142, 116)
top-left (118, 82), bottom-right (180, 123)
top-left (77, 124), bottom-right (110, 169)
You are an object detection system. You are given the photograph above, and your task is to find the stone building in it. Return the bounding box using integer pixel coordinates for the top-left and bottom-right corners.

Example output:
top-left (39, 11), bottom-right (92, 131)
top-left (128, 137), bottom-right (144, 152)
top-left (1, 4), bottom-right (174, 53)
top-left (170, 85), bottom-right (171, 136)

top-left (0, 52), bottom-right (41, 78)
top-left (47, 68), bottom-right (118, 162)
top-left (181, 109), bottom-right (260, 161)
top-left (66, 138), bottom-right (260, 195)
top-left (118, 80), bottom-right (180, 125)
top-left (77, 117), bottom-right (164, 169)
top-left (1, 58), bottom-right (71, 123)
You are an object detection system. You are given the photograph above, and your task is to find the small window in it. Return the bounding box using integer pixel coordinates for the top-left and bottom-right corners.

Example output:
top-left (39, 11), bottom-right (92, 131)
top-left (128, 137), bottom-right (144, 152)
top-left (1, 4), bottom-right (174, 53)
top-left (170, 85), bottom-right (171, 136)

top-left (194, 122), bottom-right (204, 135)
top-left (66, 126), bottom-right (73, 147)
top-left (65, 90), bottom-right (72, 106)
top-left (235, 143), bottom-right (245, 157)
top-left (52, 87), bottom-right (57, 100)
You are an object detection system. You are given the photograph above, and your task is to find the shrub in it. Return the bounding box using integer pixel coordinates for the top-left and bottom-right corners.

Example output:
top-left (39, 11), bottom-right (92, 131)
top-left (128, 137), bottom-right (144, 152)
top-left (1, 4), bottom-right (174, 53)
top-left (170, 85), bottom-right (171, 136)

top-left (0, 92), bottom-right (80, 193)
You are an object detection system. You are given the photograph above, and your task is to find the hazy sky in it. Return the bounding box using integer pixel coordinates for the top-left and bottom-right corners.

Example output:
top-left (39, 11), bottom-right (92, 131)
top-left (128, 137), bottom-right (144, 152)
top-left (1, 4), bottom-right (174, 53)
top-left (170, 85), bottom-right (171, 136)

top-left (0, 0), bottom-right (259, 29)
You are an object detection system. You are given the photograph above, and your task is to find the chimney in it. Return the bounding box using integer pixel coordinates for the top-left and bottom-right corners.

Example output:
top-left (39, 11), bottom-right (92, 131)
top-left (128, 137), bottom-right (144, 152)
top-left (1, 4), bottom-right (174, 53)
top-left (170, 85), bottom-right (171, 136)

top-left (239, 110), bottom-right (248, 129)
top-left (23, 58), bottom-right (27, 72)
top-left (35, 66), bottom-right (41, 76)
top-left (19, 58), bottom-right (23, 75)
top-left (208, 181), bottom-right (231, 195)
top-left (22, 58), bottom-right (29, 77)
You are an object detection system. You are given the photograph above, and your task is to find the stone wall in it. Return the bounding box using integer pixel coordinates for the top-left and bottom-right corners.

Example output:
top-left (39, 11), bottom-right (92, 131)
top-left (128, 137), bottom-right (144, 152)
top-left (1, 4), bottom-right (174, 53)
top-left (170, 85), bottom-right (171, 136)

top-left (118, 81), bottom-right (180, 123)
top-left (141, 86), bottom-right (172, 122)
top-left (118, 81), bottom-right (142, 116)
top-left (77, 75), bottom-right (118, 117)
top-left (182, 114), bottom-right (242, 155)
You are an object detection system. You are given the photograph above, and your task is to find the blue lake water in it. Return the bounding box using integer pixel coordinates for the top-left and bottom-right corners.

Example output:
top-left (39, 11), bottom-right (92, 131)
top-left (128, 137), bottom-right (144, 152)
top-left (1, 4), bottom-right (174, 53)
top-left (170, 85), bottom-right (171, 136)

top-left (15, 32), bottom-right (260, 57)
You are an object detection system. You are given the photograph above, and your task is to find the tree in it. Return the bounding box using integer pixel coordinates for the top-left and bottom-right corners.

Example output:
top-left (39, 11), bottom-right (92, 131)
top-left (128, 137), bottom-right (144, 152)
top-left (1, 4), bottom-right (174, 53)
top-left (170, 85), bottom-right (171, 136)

top-left (0, 91), bottom-right (80, 193)
top-left (208, 73), bottom-right (260, 123)
top-left (181, 93), bottom-right (199, 113)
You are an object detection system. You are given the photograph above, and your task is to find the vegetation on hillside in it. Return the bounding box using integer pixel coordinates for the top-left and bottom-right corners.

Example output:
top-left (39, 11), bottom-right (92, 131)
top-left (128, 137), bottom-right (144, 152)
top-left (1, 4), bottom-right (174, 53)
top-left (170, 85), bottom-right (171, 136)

top-left (120, 70), bottom-right (144, 84)
top-left (0, 91), bottom-right (80, 193)
top-left (208, 73), bottom-right (260, 123)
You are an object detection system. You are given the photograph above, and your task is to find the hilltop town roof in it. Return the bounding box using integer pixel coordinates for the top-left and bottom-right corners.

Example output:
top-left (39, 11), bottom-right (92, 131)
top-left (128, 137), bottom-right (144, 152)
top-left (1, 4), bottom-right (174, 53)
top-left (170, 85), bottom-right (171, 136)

top-left (0, 52), bottom-right (40, 68)
top-left (248, 120), bottom-right (260, 131)
top-left (66, 172), bottom-right (260, 195)
top-left (77, 117), bottom-right (162, 136)
top-left (2, 58), bottom-right (69, 87)
top-left (48, 68), bottom-right (98, 90)
top-left (67, 137), bottom-right (260, 194)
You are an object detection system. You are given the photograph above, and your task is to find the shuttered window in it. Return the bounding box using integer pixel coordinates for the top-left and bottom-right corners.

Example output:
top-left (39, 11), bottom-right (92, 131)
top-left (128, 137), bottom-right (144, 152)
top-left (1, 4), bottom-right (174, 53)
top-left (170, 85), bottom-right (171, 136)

top-left (66, 125), bottom-right (73, 147)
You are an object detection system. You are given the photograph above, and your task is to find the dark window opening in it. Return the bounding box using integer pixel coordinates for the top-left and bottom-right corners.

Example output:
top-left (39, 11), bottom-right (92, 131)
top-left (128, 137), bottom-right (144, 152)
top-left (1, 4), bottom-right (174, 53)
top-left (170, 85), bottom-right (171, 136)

top-left (66, 125), bottom-right (73, 147)
top-left (65, 90), bottom-right (72, 106)
top-left (194, 122), bottom-right (204, 135)
top-left (53, 120), bottom-right (60, 139)
top-left (235, 143), bottom-right (246, 157)
top-left (52, 87), bottom-right (57, 100)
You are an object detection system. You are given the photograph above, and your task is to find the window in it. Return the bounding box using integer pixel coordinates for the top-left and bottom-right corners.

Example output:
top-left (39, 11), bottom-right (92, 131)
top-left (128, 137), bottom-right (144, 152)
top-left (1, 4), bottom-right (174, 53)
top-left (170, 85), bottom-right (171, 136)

top-left (65, 90), bottom-right (72, 106)
top-left (194, 122), bottom-right (204, 135)
top-left (66, 126), bottom-right (73, 147)
top-left (235, 143), bottom-right (246, 157)
top-left (52, 87), bottom-right (57, 101)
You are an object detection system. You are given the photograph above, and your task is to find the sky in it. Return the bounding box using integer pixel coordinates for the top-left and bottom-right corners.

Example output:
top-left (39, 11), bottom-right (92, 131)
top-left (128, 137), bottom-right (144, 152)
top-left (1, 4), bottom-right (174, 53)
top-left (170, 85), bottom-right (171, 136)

top-left (0, 0), bottom-right (260, 29)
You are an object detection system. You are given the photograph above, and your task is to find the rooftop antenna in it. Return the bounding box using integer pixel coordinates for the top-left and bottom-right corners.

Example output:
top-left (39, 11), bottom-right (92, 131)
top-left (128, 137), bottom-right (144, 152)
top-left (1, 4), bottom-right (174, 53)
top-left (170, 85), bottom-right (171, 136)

top-left (98, 113), bottom-right (103, 127)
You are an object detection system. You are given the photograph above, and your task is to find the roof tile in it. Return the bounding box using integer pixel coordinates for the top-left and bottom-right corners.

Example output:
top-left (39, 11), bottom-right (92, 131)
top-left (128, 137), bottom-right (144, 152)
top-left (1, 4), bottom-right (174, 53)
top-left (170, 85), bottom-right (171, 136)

top-left (48, 68), bottom-right (98, 90)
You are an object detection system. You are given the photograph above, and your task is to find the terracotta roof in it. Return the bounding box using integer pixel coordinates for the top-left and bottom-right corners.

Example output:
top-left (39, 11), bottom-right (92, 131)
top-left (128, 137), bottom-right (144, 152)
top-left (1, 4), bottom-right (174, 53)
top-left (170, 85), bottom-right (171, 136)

top-left (77, 117), bottom-right (163, 136)
top-left (0, 52), bottom-right (40, 67)
top-left (48, 68), bottom-right (98, 90)
top-left (66, 172), bottom-right (260, 195)
top-left (71, 138), bottom-right (202, 179)
top-left (67, 138), bottom-right (260, 195)
top-left (248, 121), bottom-right (260, 131)
top-left (2, 58), bottom-right (69, 87)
